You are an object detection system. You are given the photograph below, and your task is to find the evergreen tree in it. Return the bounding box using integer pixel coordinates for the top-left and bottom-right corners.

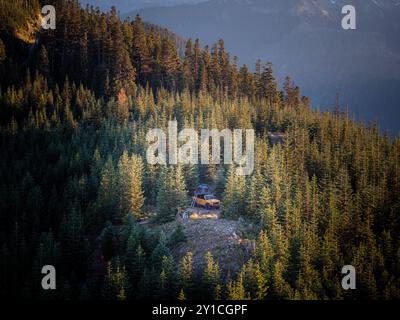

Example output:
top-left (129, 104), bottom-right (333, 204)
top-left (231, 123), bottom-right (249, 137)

top-left (202, 252), bottom-right (221, 299)
top-left (226, 273), bottom-right (250, 300)
top-left (152, 231), bottom-right (171, 270)
top-left (117, 151), bottom-right (145, 220)
top-left (158, 255), bottom-right (176, 299)
top-left (101, 221), bottom-right (117, 261)
top-left (98, 156), bottom-right (117, 222)
top-left (156, 166), bottom-right (187, 223)
top-left (0, 39), bottom-right (6, 64)
top-left (272, 260), bottom-right (292, 299)
top-left (132, 15), bottom-right (151, 83)
top-left (178, 252), bottom-right (194, 299)
top-left (103, 259), bottom-right (128, 300)
top-left (222, 166), bottom-right (246, 218)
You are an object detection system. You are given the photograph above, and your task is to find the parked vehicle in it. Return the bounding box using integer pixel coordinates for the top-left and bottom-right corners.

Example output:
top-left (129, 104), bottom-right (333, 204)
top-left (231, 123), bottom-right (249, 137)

top-left (191, 184), bottom-right (220, 209)
top-left (192, 194), bottom-right (220, 209)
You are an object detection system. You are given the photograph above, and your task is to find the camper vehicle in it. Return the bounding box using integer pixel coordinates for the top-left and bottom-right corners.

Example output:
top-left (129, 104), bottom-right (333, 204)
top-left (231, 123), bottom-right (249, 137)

top-left (193, 194), bottom-right (220, 209)
top-left (191, 184), bottom-right (220, 209)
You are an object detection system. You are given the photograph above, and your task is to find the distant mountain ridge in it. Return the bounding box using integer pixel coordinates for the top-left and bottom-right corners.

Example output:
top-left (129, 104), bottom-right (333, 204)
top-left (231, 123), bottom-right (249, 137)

top-left (128, 0), bottom-right (400, 135)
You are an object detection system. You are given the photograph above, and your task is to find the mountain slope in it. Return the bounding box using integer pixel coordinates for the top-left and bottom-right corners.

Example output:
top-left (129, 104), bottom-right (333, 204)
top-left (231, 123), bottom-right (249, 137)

top-left (129, 0), bottom-right (400, 135)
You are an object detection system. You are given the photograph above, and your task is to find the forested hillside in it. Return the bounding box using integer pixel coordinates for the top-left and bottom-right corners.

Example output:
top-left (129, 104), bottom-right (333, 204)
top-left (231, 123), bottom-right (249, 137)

top-left (133, 0), bottom-right (400, 137)
top-left (0, 0), bottom-right (399, 300)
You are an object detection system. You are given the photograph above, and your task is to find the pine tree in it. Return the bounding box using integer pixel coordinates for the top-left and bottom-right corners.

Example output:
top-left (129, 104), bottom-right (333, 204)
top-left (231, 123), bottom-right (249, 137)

top-left (160, 37), bottom-right (180, 90)
top-left (260, 62), bottom-right (278, 108)
top-left (101, 221), bottom-right (117, 261)
top-left (352, 243), bottom-right (378, 299)
top-left (0, 38), bottom-right (6, 64)
top-left (178, 288), bottom-right (186, 300)
top-left (254, 263), bottom-right (268, 300)
top-left (178, 252), bottom-right (193, 299)
top-left (60, 205), bottom-right (86, 274)
top-left (132, 15), bottom-right (151, 83)
top-left (255, 230), bottom-right (275, 281)
top-left (295, 243), bottom-right (322, 300)
top-left (222, 166), bottom-right (245, 218)
top-left (109, 9), bottom-right (136, 96)
top-left (158, 255), bottom-right (176, 299)
top-left (226, 273), bottom-right (250, 300)
top-left (156, 166), bottom-right (187, 223)
top-left (152, 231), bottom-right (171, 270)
top-left (125, 224), bottom-right (145, 286)
top-left (117, 151), bottom-right (145, 220)
top-left (37, 45), bottom-right (50, 78)
top-left (103, 259), bottom-right (128, 300)
top-left (202, 252), bottom-right (221, 299)
top-left (257, 186), bottom-right (278, 229)
top-left (98, 156), bottom-right (117, 222)
top-left (245, 166), bottom-right (263, 218)
top-left (272, 260), bottom-right (292, 299)
top-left (240, 259), bottom-right (267, 300)
top-left (169, 223), bottom-right (187, 246)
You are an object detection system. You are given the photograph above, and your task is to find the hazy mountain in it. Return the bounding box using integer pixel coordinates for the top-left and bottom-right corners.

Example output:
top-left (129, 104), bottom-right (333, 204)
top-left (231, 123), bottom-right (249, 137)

top-left (81, 0), bottom-right (206, 13)
top-left (128, 0), bottom-right (400, 135)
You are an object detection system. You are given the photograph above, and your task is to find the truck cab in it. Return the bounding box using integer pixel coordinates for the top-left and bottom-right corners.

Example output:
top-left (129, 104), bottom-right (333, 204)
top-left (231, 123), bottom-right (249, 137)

top-left (192, 194), bottom-right (220, 210)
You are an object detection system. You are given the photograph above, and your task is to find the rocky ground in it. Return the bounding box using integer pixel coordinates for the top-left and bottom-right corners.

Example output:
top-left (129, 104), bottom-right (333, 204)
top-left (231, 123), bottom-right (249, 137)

top-left (159, 217), bottom-right (258, 277)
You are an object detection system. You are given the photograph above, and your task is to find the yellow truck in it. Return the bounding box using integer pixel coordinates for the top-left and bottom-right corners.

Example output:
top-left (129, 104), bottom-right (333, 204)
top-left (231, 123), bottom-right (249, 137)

top-left (191, 184), bottom-right (220, 210)
top-left (192, 194), bottom-right (220, 210)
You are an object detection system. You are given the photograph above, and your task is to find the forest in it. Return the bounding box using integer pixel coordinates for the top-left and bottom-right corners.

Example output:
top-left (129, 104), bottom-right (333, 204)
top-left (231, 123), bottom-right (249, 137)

top-left (0, 0), bottom-right (399, 300)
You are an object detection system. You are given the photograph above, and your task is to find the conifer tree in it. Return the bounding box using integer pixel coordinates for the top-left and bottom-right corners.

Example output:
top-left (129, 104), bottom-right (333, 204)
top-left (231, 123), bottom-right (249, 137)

top-left (202, 252), bottom-right (221, 299)
top-left (178, 288), bottom-right (186, 300)
top-left (101, 221), bottom-right (117, 261)
top-left (255, 230), bottom-right (275, 283)
top-left (272, 260), bottom-right (292, 299)
top-left (125, 225), bottom-right (145, 287)
top-left (222, 166), bottom-right (246, 218)
top-left (156, 166), bottom-right (187, 223)
top-left (178, 252), bottom-right (194, 299)
top-left (226, 273), bottom-right (250, 300)
top-left (0, 39), bottom-right (6, 64)
top-left (152, 231), bottom-right (171, 270)
top-left (103, 259), bottom-right (128, 300)
top-left (132, 14), bottom-right (151, 83)
top-left (98, 156), bottom-right (117, 222)
top-left (254, 263), bottom-right (268, 300)
top-left (117, 151), bottom-right (145, 220)
top-left (158, 255), bottom-right (176, 299)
